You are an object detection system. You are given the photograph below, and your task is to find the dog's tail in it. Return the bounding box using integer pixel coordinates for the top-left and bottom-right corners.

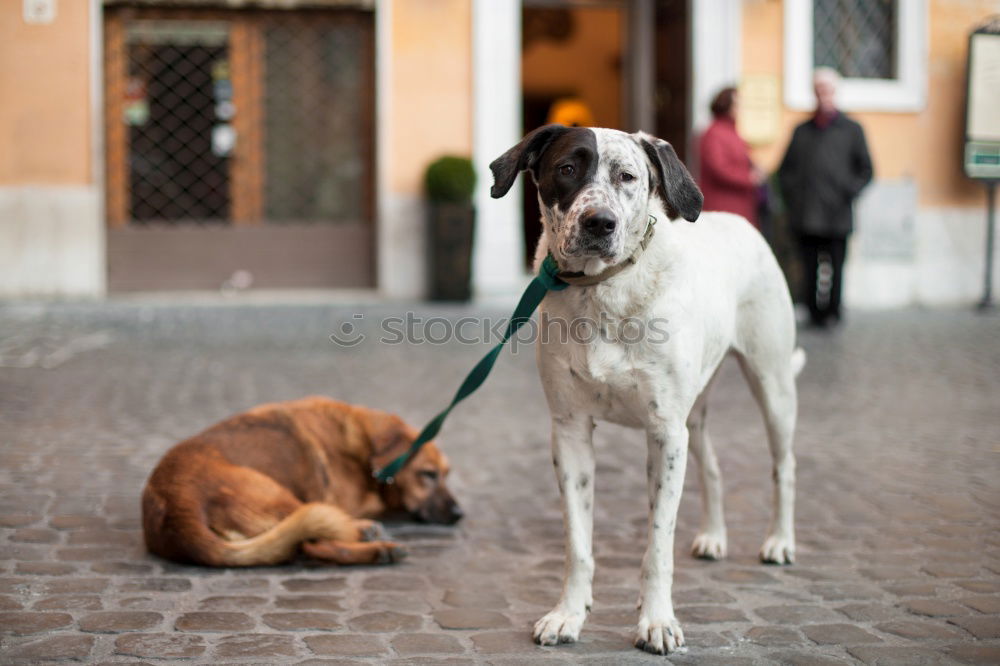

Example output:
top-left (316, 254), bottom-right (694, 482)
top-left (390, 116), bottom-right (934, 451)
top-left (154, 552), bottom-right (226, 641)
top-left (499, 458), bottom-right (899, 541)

top-left (210, 503), bottom-right (357, 567)
top-left (791, 347), bottom-right (807, 378)
top-left (144, 489), bottom-right (357, 567)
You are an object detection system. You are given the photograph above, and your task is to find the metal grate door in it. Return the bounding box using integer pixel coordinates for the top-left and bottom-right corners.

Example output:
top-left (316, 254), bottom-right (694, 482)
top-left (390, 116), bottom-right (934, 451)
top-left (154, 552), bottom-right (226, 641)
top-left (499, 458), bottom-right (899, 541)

top-left (104, 7), bottom-right (375, 290)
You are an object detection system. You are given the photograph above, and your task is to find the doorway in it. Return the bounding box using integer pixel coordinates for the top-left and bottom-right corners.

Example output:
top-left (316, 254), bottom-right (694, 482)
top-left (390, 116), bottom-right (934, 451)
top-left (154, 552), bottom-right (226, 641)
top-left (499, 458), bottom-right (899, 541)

top-left (519, 0), bottom-right (690, 268)
top-left (104, 7), bottom-right (375, 291)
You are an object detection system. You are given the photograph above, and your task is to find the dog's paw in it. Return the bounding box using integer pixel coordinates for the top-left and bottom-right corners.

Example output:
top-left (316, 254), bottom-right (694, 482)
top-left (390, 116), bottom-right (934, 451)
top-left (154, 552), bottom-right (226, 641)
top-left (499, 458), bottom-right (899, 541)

top-left (533, 607), bottom-right (586, 645)
top-left (634, 615), bottom-right (685, 655)
top-left (691, 532), bottom-right (727, 560)
top-left (375, 541), bottom-right (409, 564)
top-left (760, 534), bottom-right (795, 564)
top-left (355, 519), bottom-right (387, 542)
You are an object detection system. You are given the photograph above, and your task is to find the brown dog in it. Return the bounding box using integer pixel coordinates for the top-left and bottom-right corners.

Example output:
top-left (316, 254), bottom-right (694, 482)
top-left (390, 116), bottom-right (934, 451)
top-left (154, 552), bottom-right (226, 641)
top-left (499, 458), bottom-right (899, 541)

top-left (142, 396), bottom-right (461, 567)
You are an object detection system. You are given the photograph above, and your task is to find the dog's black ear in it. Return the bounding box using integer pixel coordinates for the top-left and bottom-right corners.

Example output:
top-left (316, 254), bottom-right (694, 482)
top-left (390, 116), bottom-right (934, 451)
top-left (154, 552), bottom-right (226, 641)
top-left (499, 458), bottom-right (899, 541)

top-left (489, 124), bottom-right (572, 199)
top-left (635, 132), bottom-right (703, 222)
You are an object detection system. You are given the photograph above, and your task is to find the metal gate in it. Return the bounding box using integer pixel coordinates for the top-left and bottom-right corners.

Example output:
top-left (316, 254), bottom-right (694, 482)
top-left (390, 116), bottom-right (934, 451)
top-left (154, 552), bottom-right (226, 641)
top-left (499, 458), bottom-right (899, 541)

top-left (104, 6), bottom-right (375, 290)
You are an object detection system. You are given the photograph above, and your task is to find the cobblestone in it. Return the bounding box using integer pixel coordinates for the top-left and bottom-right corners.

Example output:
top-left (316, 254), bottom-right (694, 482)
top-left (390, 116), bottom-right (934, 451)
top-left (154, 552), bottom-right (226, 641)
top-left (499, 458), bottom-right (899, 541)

top-left (304, 634), bottom-right (389, 657)
top-left (960, 595), bottom-right (1000, 614)
top-left (114, 632), bottom-right (206, 658)
top-left (433, 609), bottom-right (511, 630)
top-left (801, 623), bottom-right (883, 645)
top-left (78, 610), bottom-right (163, 632)
top-left (948, 615), bottom-right (1000, 639)
top-left (213, 633), bottom-right (299, 658)
top-left (0, 303), bottom-right (997, 663)
top-left (0, 611), bottom-right (73, 634)
top-left (901, 598), bottom-right (970, 617)
top-left (847, 644), bottom-right (949, 665)
top-left (3, 634), bottom-right (95, 663)
top-left (348, 611), bottom-right (423, 633)
top-left (947, 643), bottom-right (1000, 664)
top-left (261, 612), bottom-right (342, 631)
top-left (174, 611), bottom-right (256, 632)
top-left (391, 632), bottom-right (465, 655)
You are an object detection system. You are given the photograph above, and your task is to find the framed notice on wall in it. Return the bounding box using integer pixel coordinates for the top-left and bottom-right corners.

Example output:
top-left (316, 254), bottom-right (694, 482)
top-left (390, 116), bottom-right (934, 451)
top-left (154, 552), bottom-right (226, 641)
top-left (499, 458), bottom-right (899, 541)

top-left (965, 20), bottom-right (1000, 180)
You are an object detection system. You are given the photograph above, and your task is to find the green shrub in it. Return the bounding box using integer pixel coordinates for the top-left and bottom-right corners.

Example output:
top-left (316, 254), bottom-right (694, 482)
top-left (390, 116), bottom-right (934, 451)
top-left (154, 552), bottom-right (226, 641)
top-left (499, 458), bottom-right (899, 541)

top-left (425, 156), bottom-right (476, 203)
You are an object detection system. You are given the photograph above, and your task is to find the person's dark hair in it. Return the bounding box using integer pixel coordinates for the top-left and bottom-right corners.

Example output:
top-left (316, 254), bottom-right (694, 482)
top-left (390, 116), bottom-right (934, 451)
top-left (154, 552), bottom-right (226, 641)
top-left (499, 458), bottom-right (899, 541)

top-left (710, 87), bottom-right (737, 118)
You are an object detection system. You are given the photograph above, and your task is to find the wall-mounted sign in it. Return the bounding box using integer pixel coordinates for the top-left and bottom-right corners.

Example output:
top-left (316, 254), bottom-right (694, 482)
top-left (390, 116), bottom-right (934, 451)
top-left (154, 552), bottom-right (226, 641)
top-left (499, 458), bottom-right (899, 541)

top-left (964, 17), bottom-right (1000, 310)
top-left (965, 20), bottom-right (1000, 180)
top-left (23, 0), bottom-right (56, 24)
top-left (738, 74), bottom-right (780, 147)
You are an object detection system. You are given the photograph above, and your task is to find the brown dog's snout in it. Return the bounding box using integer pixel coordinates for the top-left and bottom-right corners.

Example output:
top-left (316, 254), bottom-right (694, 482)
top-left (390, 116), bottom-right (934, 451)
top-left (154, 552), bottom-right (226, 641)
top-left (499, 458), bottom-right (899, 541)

top-left (418, 488), bottom-right (463, 525)
top-left (581, 208), bottom-right (617, 237)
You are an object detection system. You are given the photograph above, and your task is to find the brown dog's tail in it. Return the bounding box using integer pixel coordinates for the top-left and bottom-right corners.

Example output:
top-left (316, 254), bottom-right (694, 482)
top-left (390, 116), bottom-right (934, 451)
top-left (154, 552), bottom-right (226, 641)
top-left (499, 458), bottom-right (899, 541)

top-left (143, 488), bottom-right (358, 567)
top-left (209, 503), bottom-right (358, 567)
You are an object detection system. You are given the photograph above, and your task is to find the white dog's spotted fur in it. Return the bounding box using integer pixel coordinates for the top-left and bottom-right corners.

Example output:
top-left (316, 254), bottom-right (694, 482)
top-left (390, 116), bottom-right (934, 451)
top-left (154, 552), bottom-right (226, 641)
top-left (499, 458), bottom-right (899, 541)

top-left (490, 126), bottom-right (804, 656)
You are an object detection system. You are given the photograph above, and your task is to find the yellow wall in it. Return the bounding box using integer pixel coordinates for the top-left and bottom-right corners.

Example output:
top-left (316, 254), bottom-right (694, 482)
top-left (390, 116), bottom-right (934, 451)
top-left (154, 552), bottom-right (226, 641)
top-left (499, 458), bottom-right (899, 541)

top-left (390, 0), bottom-right (473, 195)
top-left (0, 1), bottom-right (92, 185)
top-left (0, 0), bottom-right (472, 194)
top-left (742, 0), bottom-right (1000, 208)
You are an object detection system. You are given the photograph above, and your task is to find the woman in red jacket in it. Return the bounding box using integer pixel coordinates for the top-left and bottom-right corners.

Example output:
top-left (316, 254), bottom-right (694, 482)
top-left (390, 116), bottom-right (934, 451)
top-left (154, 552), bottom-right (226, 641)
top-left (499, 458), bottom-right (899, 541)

top-left (697, 87), bottom-right (764, 228)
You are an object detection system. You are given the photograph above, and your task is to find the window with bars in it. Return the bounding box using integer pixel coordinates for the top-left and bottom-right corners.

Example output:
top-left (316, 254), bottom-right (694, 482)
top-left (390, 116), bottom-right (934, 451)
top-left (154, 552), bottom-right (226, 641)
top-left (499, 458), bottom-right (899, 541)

top-left (814, 0), bottom-right (897, 80)
top-left (784, 1), bottom-right (926, 112)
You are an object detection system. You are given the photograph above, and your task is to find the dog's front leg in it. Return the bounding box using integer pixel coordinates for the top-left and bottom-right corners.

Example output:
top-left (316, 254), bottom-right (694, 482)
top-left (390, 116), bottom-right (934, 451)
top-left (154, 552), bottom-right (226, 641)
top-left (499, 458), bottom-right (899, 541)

top-left (534, 413), bottom-right (595, 645)
top-left (635, 419), bottom-right (689, 655)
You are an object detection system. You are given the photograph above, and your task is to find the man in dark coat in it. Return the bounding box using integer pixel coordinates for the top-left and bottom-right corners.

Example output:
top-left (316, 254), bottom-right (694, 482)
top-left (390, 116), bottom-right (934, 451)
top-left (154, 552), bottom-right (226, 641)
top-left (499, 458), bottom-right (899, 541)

top-left (778, 68), bottom-right (873, 328)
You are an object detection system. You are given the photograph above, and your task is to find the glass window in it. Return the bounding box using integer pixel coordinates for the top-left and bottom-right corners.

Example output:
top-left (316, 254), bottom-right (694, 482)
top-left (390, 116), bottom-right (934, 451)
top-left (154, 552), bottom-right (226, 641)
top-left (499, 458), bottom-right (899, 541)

top-left (814, 0), bottom-right (897, 80)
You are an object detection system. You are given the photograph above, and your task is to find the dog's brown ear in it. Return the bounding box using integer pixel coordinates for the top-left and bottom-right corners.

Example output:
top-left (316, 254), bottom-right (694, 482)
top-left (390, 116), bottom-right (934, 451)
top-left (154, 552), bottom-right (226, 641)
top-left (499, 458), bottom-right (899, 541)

top-left (490, 124), bottom-right (572, 199)
top-left (635, 132), bottom-right (703, 222)
top-left (358, 410), bottom-right (415, 472)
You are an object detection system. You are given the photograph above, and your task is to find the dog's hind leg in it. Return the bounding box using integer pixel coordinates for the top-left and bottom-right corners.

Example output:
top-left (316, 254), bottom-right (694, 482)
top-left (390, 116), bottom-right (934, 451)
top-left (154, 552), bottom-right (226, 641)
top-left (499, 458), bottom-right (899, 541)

top-left (736, 352), bottom-right (798, 564)
top-left (687, 393), bottom-right (727, 560)
top-left (302, 539), bottom-right (408, 565)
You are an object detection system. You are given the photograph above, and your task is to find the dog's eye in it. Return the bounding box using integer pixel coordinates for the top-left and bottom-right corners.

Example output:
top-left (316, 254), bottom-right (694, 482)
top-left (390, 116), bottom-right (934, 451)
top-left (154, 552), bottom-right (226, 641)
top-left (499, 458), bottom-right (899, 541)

top-left (620, 172), bottom-right (635, 183)
top-left (559, 164), bottom-right (575, 177)
top-left (419, 470), bottom-right (439, 482)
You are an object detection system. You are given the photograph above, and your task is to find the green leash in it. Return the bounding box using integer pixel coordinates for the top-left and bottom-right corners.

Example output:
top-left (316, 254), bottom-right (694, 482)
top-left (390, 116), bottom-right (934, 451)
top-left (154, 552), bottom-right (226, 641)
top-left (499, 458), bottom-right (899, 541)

top-left (374, 217), bottom-right (658, 483)
top-left (374, 254), bottom-right (569, 483)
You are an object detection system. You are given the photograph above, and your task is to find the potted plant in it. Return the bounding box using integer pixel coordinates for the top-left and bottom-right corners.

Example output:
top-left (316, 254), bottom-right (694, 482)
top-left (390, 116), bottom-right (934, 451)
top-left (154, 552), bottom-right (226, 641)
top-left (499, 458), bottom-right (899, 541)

top-left (425, 156), bottom-right (476, 301)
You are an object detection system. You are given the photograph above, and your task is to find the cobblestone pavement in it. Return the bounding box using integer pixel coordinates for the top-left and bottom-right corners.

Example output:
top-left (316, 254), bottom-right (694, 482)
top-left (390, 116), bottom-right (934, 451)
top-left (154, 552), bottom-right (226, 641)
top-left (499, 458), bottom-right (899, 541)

top-left (0, 301), bottom-right (998, 665)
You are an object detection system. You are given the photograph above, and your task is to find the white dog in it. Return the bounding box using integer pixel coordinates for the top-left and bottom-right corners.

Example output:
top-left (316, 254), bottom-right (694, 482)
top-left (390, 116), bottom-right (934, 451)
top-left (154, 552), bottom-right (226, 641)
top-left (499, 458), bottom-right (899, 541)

top-left (490, 126), bottom-right (805, 655)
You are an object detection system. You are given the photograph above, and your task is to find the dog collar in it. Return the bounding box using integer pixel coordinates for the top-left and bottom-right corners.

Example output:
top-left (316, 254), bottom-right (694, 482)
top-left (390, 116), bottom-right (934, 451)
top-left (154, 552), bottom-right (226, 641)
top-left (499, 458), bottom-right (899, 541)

top-left (555, 215), bottom-right (657, 287)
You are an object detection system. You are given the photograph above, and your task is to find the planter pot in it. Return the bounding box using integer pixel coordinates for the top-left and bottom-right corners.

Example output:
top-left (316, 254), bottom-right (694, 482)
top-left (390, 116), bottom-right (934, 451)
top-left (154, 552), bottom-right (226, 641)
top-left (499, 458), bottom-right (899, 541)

top-left (428, 202), bottom-right (475, 301)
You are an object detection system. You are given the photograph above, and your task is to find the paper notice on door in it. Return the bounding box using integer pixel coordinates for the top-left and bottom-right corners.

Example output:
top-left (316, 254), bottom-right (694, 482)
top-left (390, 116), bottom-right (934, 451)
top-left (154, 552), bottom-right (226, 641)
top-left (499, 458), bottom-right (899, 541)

top-left (212, 124), bottom-right (236, 157)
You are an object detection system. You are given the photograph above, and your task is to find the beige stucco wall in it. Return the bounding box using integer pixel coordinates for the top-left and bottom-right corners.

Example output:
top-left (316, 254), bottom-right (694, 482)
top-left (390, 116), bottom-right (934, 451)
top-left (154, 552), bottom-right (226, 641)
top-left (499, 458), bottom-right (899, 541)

top-left (378, 0), bottom-right (473, 298)
top-left (0, 1), bottom-right (93, 186)
top-left (0, 1), bottom-right (103, 297)
top-left (389, 0), bottom-right (473, 194)
top-left (742, 0), bottom-right (1000, 208)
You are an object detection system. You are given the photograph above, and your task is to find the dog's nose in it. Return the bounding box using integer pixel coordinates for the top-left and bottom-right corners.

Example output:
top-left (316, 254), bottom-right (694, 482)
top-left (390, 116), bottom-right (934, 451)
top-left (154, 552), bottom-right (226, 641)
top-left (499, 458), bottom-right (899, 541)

top-left (448, 503), bottom-right (464, 524)
top-left (581, 211), bottom-right (617, 237)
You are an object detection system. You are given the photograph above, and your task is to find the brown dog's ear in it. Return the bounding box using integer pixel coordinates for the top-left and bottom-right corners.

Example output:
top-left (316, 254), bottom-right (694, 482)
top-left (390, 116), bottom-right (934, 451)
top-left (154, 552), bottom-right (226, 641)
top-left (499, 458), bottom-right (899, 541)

top-left (489, 124), bottom-right (572, 199)
top-left (357, 410), bottom-right (415, 473)
top-left (635, 132), bottom-right (703, 222)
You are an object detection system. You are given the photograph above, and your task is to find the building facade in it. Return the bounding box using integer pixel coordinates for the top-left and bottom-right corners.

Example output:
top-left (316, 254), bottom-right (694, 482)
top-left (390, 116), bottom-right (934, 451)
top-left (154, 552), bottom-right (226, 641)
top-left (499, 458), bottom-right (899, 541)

top-left (1, 0), bottom-right (998, 307)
